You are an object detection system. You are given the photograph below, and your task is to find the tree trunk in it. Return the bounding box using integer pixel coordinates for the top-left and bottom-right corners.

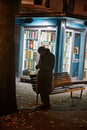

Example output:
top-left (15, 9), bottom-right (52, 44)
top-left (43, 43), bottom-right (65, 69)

top-left (0, 0), bottom-right (21, 116)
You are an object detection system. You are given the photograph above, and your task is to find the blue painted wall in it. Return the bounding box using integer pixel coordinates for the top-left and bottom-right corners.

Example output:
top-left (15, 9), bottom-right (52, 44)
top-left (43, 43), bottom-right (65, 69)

top-left (79, 31), bottom-right (86, 79)
top-left (15, 18), bottom-right (58, 26)
top-left (18, 26), bottom-right (24, 76)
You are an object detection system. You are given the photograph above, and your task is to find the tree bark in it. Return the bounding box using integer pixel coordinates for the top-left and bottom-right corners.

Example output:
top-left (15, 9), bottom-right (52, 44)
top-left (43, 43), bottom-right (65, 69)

top-left (0, 0), bottom-right (21, 116)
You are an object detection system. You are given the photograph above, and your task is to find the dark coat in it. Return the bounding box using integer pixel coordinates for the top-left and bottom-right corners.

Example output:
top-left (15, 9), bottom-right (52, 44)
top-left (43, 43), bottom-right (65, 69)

top-left (37, 52), bottom-right (55, 93)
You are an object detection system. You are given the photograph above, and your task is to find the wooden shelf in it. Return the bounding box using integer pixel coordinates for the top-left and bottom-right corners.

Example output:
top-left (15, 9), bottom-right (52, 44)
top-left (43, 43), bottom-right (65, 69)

top-left (20, 4), bottom-right (52, 13)
top-left (15, 3), bottom-right (65, 17)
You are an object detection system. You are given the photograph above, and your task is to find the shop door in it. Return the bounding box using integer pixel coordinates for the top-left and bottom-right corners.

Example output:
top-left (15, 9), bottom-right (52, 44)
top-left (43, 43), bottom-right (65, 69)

top-left (71, 32), bottom-right (81, 79)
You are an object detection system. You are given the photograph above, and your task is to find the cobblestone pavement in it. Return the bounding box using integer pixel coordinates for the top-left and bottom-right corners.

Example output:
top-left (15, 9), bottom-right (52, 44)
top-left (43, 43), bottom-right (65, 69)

top-left (16, 80), bottom-right (87, 111)
top-left (1, 80), bottom-right (87, 130)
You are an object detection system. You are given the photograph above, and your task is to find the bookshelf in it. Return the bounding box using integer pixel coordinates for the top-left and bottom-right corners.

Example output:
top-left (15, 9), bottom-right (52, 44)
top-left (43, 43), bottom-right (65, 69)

top-left (63, 31), bottom-right (72, 73)
top-left (22, 27), bottom-right (56, 75)
top-left (40, 30), bottom-right (56, 54)
top-left (22, 29), bottom-right (38, 75)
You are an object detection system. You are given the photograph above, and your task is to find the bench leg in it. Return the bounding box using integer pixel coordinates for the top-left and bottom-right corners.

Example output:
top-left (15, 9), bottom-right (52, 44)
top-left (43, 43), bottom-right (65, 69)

top-left (80, 89), bottom-right (83, 99)
top-left (70, 91), bottom-right (72, 98)
top-left (36, 94), bottom-right (39, 105)
top-left (70, 89), bottom-right (83, 99)
top-left (70, 91), bottom-right (75, 106)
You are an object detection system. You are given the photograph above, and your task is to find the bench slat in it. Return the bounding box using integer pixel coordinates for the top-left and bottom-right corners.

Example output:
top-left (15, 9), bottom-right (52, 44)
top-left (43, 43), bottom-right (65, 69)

top-left (52, 72), bottom-right (72, 87)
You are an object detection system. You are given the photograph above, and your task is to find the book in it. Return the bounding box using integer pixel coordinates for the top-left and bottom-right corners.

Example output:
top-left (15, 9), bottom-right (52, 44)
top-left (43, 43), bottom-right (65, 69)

top-left (25, 50), bottom-right (33, 59)
top-left (29, 40), bottom-right (34, 49)
top-left (28, 60), bottom-right (33, 69)
top-left (33, 51), bottom-right (37, 60)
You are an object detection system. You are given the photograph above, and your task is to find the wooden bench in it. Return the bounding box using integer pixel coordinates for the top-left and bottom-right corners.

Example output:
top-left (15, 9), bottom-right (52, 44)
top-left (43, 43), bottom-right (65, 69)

top-left (51, 72), bottom-right (86, 98)
top-left (29, 72), bottom-right (87, 104)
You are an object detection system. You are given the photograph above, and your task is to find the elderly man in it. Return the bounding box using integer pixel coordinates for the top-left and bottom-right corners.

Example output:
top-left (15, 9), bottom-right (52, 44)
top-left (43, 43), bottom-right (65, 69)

top-left (36, 46), bottom-right (55, 110)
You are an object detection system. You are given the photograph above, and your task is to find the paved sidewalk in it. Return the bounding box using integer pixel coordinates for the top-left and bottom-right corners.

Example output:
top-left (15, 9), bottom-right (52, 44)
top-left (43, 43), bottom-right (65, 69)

top-left (16, 80), bottom-right (87, 111)
top-left (1, 80), bottom-right (87, 130)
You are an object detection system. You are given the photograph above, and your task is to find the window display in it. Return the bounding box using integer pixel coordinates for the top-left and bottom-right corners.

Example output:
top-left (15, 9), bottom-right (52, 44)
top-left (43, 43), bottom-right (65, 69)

top-left (22, 27), bottom-right (56, 76)
top-left (63, 30), bottom-right (73, 73)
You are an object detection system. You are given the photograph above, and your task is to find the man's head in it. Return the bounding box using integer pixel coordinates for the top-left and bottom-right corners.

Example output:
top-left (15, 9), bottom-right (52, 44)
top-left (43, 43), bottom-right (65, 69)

top-left (38, 46), bottom-right (46, 56)
top-left (46, 48), bottom-right (50, 54)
